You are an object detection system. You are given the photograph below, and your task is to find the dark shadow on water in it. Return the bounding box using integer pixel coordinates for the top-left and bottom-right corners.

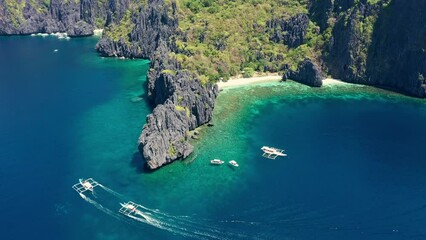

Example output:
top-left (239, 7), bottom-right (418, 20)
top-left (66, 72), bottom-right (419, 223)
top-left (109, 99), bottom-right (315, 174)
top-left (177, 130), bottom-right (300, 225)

top-left (130, 151), bottom-right (153, 174)
top-left (131, 152), bottom-right (179, 174)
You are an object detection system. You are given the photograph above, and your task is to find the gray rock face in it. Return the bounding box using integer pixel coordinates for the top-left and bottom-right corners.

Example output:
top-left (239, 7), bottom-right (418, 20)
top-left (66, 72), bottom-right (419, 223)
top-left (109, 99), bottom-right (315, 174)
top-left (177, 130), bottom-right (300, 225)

top-left (139, 40), bottom-right (218, 169)
top-left (284, 59), bottom-right (323, 87)
top-left (326, 2), bottom-right (376, 83)
top-left (323, 0), bottom-right (426, 97)
top-left (67, 20), bottom-right (94, 37)
top-left (308, 0), bottom-right (333, 31)
top-left (0, 0), bottom-right (129, 36)
top-left (267, 13), bottom-right (309, 48)
top-left (96, 37), bottom-right (143, 58)
top-left (366, 0), bottom-right (426, 98)
top-left (139, 100), bottom-right (194, 169)
top-left (95, 0), bottom-right (218, 169)
top-left (96, 0), bottom-right (178, 59)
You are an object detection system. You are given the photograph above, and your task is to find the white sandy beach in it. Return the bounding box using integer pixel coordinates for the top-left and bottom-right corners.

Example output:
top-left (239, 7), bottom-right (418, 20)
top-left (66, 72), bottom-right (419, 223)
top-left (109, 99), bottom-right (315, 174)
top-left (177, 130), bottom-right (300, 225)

top-left (322, 78), bottom-right (347, 86)
top-left (217, 74), bottom-right (282, 89)
top-left (217, 75), bottom-right (348, 90)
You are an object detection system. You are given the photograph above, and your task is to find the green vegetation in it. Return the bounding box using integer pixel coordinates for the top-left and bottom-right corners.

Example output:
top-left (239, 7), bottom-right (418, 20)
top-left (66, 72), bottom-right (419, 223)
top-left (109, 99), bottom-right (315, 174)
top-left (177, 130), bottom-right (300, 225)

top-left (185, 107), bottom-right (190, 118)
top-left (104, 10), bottom-right (135, 42)
top-left (175, 105), bottom-right (191, 118)
top-left (162, 69), bottom-right (177, 76)
top-left (175, 105), bottom-right (185, 111)
top-left (4, 0), bottom-right (26, 28)
top-left (168, 143), bottom-right (177, 156)
top-left (173, 0), bottom-right (327, 82)
top-left (242, 67), bottom-right (254, 78)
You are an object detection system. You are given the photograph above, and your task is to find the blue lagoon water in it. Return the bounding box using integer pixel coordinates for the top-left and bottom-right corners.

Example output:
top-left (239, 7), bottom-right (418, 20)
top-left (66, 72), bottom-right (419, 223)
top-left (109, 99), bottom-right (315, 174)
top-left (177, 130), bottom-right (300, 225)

top-left (1, 37), bottom-right (426, 240)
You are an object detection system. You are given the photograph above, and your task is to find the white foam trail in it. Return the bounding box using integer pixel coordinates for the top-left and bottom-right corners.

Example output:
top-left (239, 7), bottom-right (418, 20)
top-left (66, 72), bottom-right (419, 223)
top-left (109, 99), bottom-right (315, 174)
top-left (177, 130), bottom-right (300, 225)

top-left (99, 184), bottom-right (123, 198)
top-left (128, 214), bottom-right (207, 239)
top-left (75, 183), bottom-right (248, 239)
top-left (79, 193), bottom-right (123, 222)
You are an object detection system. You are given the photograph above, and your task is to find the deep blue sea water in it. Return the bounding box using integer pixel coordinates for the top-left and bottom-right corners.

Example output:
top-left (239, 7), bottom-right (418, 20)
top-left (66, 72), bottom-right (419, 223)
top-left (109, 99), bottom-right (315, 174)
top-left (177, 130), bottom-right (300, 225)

top-left (1, 37), bottom-right (426, 240)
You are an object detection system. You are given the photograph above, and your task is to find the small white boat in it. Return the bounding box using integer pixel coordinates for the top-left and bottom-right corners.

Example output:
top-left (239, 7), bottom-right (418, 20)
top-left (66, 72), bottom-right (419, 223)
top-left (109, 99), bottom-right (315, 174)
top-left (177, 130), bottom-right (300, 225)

top-left (229, 160), bottom-right (239, 167)
top-left (261, 146), bottom-right (287, 159)
top-left (119, 201), bottom-right (147, 220)
top-left (210, 159), bottom-right (224, 165)
top-left (72, 178), bottom-right (99, 194)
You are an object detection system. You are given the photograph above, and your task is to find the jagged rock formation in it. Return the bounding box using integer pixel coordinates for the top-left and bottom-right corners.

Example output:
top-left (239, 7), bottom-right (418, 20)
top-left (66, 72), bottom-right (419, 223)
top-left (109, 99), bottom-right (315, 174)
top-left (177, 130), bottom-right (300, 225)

top-left (139, 53), bottom-right (218, 168)
top-left (138, 39), bottom-right (218, 169)
top-left (365, 0), bottom-right (426, 97)
top-left (67, 20), bottom-right (94, 37)
top-left (2, 0), bottom-right (425, 169)
top-left (326, 2), bottom-right (379, 83)
top-left (96, 0), bottom-right (178, 59)
top-left (267, 13), bottom-right (309, 48)
top-left (308, 0), bottom-right (333, 31)
top-left (310, 0), bottom-right (426, 97)
top-left (284, 59), bottom-right (323, 87)
top-left (0, 0), bottom-right (129, 36)
top-left (97, 0), bottom-right (218, 169)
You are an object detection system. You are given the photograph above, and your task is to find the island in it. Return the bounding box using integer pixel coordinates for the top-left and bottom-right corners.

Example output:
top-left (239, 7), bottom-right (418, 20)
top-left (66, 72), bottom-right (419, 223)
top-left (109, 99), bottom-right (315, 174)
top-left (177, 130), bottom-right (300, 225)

top-left (1, 0), bottom-right (425, 169)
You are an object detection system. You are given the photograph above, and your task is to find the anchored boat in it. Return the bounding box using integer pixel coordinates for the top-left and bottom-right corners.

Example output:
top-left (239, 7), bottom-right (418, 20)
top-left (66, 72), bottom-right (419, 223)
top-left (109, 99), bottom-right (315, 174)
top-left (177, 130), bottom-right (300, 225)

top-left (229, 160), bottom-right (239, 167)
top-left (210, 159), bottom-right (224, 165)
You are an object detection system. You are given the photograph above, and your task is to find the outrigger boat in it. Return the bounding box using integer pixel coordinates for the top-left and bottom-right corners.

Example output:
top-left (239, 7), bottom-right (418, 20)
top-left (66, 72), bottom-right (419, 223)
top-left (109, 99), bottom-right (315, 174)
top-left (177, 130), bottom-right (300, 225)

top-left (72, 178), bottom-right (99, 195)
top-left (229, 160), bottom-right (239, 167)
top-left (119, 201), bottom-right (148, 220)
top-left (261, 146), bottom-right (287, 159)
top-left (210, 159), bottom-right (224, 165)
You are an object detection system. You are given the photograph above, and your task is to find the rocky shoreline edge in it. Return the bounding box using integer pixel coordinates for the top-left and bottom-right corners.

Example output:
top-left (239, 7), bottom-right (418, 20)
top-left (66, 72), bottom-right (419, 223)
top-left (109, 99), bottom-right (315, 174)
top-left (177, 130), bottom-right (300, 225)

top-left (1, 0), bottom-right (425, 170)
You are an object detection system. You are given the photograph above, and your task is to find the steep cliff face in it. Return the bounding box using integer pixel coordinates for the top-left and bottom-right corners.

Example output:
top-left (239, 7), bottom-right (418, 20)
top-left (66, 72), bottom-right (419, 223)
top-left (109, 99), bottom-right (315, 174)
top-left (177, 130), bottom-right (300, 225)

top-left (284, 59), bottom-right (323, 87)
top-left (326, 2), bottom-right (380, 83)
top-left (366, 0), bottom-right (426, 97)
top-left (96, 0), bottom-right (177, 59)
top-left (267, 13), bottom-right (309, 48)
top-left (139, 44), bottom-right (218, 168)
top-left (137, 34), bottom-right (218, 169)
top-left (310, 0), bottom-right (426, 97)
top-left (97, 0), bottom-right (218, 169)
top-left (0, 0), bottom-right (129, 36)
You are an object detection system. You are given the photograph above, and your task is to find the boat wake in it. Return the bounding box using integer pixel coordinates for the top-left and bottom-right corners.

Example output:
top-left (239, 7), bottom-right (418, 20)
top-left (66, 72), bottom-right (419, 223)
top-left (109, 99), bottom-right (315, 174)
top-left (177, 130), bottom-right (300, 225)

top-left (73, 179), bottom-right (251, 239)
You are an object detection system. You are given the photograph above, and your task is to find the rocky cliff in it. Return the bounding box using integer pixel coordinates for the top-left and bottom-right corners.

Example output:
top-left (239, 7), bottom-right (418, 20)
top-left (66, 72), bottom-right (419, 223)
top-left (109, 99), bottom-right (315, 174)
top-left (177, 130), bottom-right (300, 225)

top-left (0, 0), bottom-right (129, 36)
top-left (267, 13), bottom-right (310, 48)
top-left (309, 0), bottom-right (426, 97)
top-left (284, 59), bottom-right (323, 87)
top-left (365, 0), bottom-right (426, 97)
top-left (97, 0), bottom-right (218, 169)
top-left (96, 0), bottom-right (178, 59)
top-left (2, 0), bottom-right (425, 169)
top-left (138, 39), bottom-right (218, 169)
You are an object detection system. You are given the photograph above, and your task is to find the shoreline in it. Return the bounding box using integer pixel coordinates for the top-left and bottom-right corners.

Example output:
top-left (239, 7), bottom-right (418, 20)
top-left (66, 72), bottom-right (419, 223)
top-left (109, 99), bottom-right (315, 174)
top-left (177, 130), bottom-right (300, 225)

top-left (217, 74), bottom-right (282, 90)
top-left (322, 78), bottom-right (349, 86)
top-left (217, 75), bottom-right (350, 90)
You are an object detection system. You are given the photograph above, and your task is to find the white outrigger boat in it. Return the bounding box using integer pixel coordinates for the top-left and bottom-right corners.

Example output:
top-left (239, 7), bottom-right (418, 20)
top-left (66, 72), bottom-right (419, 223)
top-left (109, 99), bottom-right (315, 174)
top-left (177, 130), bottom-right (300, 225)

top-left (210, 159), bottom-right (224, 165)
top-left (229, 160), bottom-right (239, 167)
top-left (119, 201), bottom-right (148, 220)
top-left (261, 146), bottom-right (287, 159)
top-left (72, 178), bottom-right (99, 195)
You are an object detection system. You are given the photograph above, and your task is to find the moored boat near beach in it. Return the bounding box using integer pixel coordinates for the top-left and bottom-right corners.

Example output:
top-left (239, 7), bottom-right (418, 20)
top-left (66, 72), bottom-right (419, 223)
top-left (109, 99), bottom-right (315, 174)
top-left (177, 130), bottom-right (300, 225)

top-left (229, 160), bottom-right (239, 167)
top-left (261, 146), bottom-right (287, 159)
top-left (210, 159), bottom-right (224, 165)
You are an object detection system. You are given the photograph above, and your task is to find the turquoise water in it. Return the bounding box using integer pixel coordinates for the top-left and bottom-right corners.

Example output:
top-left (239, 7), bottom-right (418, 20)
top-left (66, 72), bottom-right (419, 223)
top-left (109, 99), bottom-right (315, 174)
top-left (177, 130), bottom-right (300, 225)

top-left (1, 37), bottom-right (426, 240)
